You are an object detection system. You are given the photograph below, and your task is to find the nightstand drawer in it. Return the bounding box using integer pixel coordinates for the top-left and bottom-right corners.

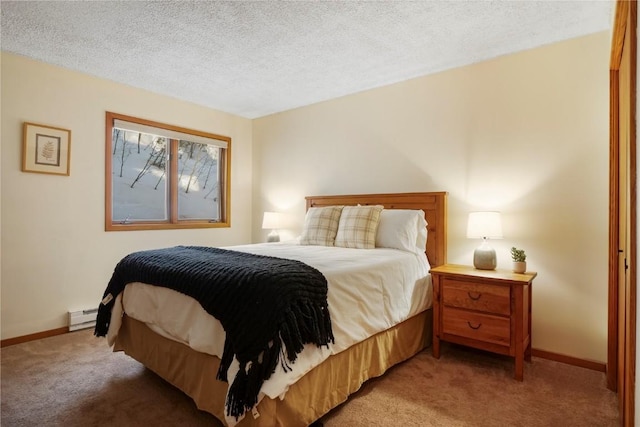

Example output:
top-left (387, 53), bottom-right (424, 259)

top-left (442, 307), bottom-right (510, 346)
top-left (442, 279), bottom-right (510, 315)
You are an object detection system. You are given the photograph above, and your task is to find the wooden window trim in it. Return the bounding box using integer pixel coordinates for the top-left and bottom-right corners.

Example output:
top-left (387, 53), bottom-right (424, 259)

top-left (105, 111), bottom-right (231, 231)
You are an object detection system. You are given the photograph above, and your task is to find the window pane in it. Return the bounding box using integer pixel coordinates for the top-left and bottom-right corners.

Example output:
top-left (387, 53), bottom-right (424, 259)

top-left (177, 140), bottom-right (220, 220)
top-left (112, 129), bottom-right (168, 222)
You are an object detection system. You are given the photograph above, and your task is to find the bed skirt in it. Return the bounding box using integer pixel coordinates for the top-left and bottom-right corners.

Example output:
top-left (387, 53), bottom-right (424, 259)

top-left (113, 309), bottom-right (433, 426)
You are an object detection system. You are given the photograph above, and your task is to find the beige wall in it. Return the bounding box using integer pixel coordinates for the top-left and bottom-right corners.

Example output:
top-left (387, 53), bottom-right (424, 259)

top-left (1, 31), bottom-right (611, 362)
top-left (253, 32), bottom-right (610, 362)
top-left (0, 53), bottom-right (253, 340)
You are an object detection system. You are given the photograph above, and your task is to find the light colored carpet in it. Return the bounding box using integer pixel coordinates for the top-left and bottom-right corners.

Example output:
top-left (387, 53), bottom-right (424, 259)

top-left (1, 329), bottom-right (618, 426)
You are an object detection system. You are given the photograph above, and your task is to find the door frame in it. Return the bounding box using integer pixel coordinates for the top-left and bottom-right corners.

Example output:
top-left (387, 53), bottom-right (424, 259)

top-left (608, 1), bottom-right (637, 425)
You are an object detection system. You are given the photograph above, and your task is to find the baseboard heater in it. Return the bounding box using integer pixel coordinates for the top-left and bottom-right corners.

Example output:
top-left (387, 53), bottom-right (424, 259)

top-left (68, 308), bottom-right (98, 331)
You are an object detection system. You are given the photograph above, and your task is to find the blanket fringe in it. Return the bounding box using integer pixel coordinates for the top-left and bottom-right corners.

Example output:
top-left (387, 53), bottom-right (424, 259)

top-left (225, 338), bottom-right (283, 418)
top-left (222, 300), bottom-right (334, 419)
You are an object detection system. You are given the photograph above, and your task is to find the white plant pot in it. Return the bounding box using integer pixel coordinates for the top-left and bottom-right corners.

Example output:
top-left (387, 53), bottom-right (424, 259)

top-left (512, 261), bottom-right (526, 274)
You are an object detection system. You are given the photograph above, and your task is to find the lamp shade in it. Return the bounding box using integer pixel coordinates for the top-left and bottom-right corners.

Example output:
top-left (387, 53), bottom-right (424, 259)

top-left (262, 212), bottom-right (282, 230)
top-left (466, 211), bottom-right (503, 239)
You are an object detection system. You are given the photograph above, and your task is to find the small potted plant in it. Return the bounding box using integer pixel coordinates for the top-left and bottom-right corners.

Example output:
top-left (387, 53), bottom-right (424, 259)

top-left (510, 247), bottom-right (527, 273)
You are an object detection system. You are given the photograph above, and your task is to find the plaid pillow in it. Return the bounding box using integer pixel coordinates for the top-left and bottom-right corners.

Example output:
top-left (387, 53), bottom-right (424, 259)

top-left (334, 205), bottom-right (384, 249)
top-left (299, 206), bottom-right (344, 246)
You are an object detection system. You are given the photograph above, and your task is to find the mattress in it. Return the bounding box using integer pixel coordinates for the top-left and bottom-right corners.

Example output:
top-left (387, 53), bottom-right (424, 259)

top-left (106, 242), bottom-right (432, 424)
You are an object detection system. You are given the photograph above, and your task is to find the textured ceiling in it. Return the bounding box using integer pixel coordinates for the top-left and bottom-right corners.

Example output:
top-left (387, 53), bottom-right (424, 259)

top-left (1, 1), bottom-right (613, 119)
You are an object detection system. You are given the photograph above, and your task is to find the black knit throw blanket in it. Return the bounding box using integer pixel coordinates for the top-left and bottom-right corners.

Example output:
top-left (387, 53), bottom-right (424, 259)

top-left (94, 246), bottom-right (334, 419)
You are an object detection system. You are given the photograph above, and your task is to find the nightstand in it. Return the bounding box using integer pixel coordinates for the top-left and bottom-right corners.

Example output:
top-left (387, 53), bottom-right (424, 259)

top-left (430, 264), bottom-right (537, 380)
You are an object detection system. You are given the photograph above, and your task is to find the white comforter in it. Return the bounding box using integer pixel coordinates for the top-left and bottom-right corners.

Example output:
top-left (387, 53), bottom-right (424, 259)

top-left (106, 242), bottom-right (431, 423)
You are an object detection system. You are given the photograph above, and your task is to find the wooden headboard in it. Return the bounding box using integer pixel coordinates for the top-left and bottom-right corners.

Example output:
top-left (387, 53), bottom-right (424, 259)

top-left (305, 192), bottom-right (447, 267)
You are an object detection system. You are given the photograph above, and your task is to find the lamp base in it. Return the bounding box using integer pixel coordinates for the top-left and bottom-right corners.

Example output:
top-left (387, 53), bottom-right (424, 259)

top-left (267, 230), bottom-right (280, 243)
top-left (473, 242), bottom-right (496, 270)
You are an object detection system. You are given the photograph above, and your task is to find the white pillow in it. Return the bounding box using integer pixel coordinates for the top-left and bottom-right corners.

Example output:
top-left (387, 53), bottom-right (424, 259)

top-left (375, 209), bottom-right (428, 254)
top-left (334, 205), bottom-right (384, 249)
top-left (416, 214), bottom-right (428, 253)
top-left (299, 206), bottom-right (344, 246)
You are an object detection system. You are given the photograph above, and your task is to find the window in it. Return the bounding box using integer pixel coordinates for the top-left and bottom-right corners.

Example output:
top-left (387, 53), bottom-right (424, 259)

top-left (105, 112), bottom-right (230, 231)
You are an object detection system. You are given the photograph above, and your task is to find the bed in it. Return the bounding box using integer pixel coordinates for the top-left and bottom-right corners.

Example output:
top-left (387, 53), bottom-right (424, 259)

top-left (99, 191), bottom-right (447, 426)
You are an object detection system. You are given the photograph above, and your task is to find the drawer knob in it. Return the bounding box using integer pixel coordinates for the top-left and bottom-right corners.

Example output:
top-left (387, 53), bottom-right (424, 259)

top-left (467, 321), bottom-right (482, 330)
top-left (467, 291), bottom-right (482, 301)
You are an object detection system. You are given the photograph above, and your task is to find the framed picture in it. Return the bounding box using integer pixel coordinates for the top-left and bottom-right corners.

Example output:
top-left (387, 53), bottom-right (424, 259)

top-left (22, 122), bottom-right (71, 176)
